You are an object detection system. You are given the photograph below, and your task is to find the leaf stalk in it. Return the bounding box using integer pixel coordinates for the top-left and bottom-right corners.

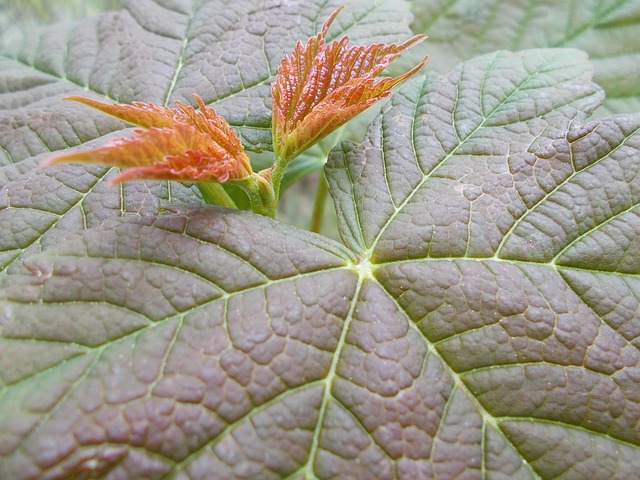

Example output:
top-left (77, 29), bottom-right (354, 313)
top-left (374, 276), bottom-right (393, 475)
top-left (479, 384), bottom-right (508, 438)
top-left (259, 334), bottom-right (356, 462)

top-left (197, 182), bottom-right (238, 209)
top-left (310, 170), bottom-right (328, 233)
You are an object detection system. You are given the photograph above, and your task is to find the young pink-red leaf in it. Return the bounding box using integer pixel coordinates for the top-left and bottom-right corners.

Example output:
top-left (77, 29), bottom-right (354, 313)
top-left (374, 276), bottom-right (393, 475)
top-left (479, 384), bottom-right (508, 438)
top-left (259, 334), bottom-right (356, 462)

top-left (43, 95), bottom-right (252, 185)
top-left (271, 7), bottom-right (428, 161)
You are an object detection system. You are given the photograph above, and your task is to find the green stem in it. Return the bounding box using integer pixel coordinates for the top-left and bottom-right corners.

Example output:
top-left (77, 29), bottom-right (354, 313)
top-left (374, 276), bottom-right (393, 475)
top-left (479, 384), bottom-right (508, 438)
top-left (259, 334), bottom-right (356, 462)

top-left (197, 182), bottom-right (237, 209)
top-left (309, 170), bottom-right (328, 233)
top-left (269, 154), bottom-right (287, 203)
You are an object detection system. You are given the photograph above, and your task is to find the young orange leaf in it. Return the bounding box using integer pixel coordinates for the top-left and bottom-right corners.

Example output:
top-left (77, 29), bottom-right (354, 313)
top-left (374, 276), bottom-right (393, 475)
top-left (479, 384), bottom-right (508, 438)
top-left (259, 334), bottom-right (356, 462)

top-left (43, 95), bottom-right (252, 185)
top-left (271, 6), bottom-right (429, 161)
top-left (63, 95), bottom-right (181, 129)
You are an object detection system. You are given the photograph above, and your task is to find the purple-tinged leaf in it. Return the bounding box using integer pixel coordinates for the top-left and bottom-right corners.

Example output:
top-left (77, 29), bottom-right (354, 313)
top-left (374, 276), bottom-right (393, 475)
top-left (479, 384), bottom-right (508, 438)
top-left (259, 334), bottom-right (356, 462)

top-left (325, 48), bottom-right (640, 478)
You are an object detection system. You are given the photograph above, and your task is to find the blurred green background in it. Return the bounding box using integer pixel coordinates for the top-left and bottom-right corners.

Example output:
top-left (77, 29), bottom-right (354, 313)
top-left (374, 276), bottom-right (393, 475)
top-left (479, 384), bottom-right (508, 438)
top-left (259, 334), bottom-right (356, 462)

top-left (1, 0), bottom-right (121, 47)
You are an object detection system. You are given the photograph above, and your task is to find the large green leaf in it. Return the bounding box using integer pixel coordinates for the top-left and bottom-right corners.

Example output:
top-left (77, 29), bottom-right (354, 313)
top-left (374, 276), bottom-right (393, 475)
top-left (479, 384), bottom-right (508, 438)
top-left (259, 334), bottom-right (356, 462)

top-left (2, 1), bottom-right (640, 478)
top-left (411, 0), bottom-right (640, 115)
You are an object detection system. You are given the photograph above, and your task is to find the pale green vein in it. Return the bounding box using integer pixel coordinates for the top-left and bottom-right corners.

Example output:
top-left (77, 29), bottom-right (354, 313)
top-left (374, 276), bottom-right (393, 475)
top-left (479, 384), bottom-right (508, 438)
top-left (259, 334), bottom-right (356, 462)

top-left (5, 351), bottom-right (103, 457)
top-left (165, 214), bottom-right (355, 265)
top-left (481, 405), bottom-right (487, 480)
top-left (369, 256), bottom-right (640, 354)
top-left (330, 392), bottom-right (397, 463)
top-left (48, 252), bottom-right (239, 295)
top-left (426, 361), bottom-right (456, 463)
top-left (498, 417), bottom-right (640, 451)
top-left (165, 380), bottom-right (326, 477)
top-left (408, 74), bottom-right (430, 177)
top-left (1, 265), bottom-right (351, 393)
top-left (339, 141), bottom-right (367, 253)
top-left (0, 168), bottom-right (106, 273)
top-left (552, 161), bottom-right (640, 263)
top-left (0, 142), bottom-right (14, 165)
top-left (300, 273), bottom-right (365, 477)
top-left (380, 110), bottom-right (396, 208)
top-left (140, 315), bottom-right (186, 403)
top-left (0, 347), bottom-right (86, 396)
top-left (460, 360), bottom-right (635, 383)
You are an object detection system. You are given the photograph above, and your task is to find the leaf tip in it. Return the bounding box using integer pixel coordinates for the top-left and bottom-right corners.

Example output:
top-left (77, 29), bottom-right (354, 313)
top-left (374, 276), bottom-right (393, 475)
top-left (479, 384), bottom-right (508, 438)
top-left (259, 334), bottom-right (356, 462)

top-left (39, 150), bottom-right (77, 170)
top-left (61, 95), bottom-right (104, 108)
top-left (322, 5), bottom-right (345, 35)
